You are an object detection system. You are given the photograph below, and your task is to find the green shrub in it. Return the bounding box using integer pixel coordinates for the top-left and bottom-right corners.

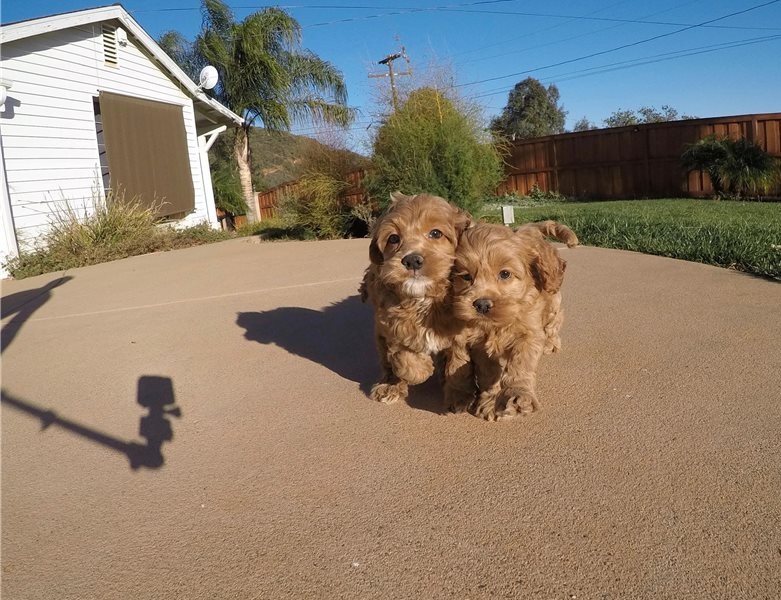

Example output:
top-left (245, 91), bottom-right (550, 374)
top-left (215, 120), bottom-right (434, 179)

top-left (682, 135), bottom-right (780, 198)
top-left (3, 192), bottom-right (231, 279)
top-left (527, 183), bottom-right (567, 202)
top-left (366, 87), bottom-right (504, 215)
top-left (211, 162), bottom-right (249, 216)
top-left (278, 172), bottom-right (354, 239)
top-left (720, 138), bottom-right (780, 197)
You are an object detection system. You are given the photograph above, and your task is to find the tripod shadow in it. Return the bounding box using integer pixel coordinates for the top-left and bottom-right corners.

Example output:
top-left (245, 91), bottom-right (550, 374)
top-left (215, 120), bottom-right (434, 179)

top-left (2, 276), bottom-right (73, 353)
top-left (1, 375), bottom-right (181, 470)
top-left (236, 295), bottom-right (448, 414)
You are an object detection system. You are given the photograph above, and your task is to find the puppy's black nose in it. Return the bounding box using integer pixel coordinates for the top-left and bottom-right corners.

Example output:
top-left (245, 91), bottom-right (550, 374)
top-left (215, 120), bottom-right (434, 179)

top-left (401, 253), bottom-right (424, 271)
top-left (473, 298), bottom-right (493, 314)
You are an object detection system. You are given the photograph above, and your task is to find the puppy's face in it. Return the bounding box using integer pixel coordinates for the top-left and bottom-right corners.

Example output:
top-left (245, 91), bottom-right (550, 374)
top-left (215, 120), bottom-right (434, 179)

top-left (452, 223), bottom-right (566, 327)
top-left (370, 193), bottom-right (472, 299)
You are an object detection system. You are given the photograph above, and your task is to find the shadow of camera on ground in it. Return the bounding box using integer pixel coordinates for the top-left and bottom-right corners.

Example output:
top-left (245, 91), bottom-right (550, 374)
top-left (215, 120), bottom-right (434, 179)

top-left (236, 295), bottom-right (448, 415)
top-left (1, 376), bottom-right (181, 470)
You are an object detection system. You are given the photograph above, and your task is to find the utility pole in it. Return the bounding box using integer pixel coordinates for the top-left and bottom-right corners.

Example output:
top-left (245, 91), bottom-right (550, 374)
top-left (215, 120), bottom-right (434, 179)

top-left (369, 45), bottom-right (412, 112)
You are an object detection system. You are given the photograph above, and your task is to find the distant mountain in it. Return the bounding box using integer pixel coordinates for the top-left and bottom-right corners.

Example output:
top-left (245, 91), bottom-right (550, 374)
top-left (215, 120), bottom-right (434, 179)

top-left (247, 129), bottom-right (369, 191)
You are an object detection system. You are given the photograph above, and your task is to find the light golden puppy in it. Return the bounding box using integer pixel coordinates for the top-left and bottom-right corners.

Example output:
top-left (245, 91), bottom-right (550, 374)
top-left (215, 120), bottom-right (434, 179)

top-left (446, 221), bottom-right (578, 420)
top-left (360, 192), bottom-right (472, 405)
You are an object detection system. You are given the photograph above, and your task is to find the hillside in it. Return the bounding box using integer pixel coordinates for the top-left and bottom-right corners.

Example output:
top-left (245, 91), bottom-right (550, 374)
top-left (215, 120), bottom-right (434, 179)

top-left (247, 129), bottom-right (369, 191)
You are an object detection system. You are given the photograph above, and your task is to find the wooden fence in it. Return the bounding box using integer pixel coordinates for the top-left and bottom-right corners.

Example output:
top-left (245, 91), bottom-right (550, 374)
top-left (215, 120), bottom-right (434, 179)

top-left (498, 112), bottom-right (781, 198)
top-left (255, 112), bottom-right (781, 216)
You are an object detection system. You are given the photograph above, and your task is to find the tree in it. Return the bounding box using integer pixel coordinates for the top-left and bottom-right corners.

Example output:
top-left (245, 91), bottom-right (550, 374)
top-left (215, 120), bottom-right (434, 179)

top-left (157, 31), bottom-right (202, 81)
top-left (604, 105), bottom-right (697, 128)
top-left (368, 87), bottom-right (503, 215)
top-left (162, 0), bottom-right (353, 213)
top-left (490, 77), bottom-right (566, 140)
top-left (573, 116), bottom-right (598, 132)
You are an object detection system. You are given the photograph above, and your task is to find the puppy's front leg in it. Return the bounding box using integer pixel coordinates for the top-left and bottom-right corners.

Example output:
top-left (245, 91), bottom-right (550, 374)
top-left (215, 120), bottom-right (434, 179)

top-left (370, 334), bottom-right (409, 404)
top-left (497, 333), bottom-right (545, 420)
top-left (543, 295), bottom-right (563, 354)
top-left (443, 337), bottom-right (475, 413)
top-left (470, 347), bottom-right (503, 421)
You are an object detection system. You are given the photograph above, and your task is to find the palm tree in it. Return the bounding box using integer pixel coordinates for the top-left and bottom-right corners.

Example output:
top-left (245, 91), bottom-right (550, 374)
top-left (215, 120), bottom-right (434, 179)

top-left (193, 0), bottom-right (353, 213)
top-left (719, 138), bottom-right (779, 198)
top-left (681, 135), bottom-right (728, 195)
top-left (682, 135), bottom-right (779, 198)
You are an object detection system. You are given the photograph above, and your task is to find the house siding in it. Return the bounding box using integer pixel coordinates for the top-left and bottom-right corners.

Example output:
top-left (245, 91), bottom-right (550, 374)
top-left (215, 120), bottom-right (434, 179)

top-left (0, 22), bottom-right (210, 251)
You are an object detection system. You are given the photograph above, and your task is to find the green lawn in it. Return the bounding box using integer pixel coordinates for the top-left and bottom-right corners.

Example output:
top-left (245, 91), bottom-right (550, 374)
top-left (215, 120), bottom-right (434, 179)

top-left (483, 199), bottom-right (781, 280)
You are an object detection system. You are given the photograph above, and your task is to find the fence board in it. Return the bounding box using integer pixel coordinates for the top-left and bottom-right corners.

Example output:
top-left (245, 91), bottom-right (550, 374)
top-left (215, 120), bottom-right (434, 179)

top-left (500, 112), bottom-right (781, 199)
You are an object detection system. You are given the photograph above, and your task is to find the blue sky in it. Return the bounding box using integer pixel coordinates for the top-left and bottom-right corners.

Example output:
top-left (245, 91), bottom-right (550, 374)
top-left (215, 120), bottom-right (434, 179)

top-left (3, 1), bottom-right (780, 153)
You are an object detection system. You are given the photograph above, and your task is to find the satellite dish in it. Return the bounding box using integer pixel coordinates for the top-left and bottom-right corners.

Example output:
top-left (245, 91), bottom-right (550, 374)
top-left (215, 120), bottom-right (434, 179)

top-left (198, 66), bottom-right (219, 91)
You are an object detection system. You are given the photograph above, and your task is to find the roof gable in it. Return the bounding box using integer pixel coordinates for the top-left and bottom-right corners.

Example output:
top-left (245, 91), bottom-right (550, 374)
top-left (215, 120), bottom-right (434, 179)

top-left (0, 4), bottom-right (244, 129)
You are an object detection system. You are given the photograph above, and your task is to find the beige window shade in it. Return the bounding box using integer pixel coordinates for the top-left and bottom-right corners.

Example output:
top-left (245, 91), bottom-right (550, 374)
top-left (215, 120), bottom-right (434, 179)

top-left (99, 91), bottom-right (194, 217)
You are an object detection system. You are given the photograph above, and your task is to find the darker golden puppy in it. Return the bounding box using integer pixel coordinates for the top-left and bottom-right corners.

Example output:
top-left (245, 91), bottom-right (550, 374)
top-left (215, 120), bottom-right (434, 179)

top-left (446, 221), bottom-right (577, 420)
top-left (360, 192), bottom-right (472, 405)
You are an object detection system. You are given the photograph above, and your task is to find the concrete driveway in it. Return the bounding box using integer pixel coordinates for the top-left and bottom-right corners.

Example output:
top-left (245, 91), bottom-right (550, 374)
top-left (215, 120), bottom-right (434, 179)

top-left (2, 237), bottom-right (780, 599)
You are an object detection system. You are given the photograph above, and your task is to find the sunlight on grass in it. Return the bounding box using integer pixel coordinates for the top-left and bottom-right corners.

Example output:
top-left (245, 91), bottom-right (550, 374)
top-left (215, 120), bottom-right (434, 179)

top-left (483, 199), bottom-right (780, 280)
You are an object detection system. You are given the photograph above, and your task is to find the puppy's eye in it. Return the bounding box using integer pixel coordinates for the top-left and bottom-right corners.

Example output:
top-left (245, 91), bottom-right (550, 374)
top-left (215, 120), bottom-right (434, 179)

top-left (387, 234), bottom-right (401, 245)
top-left (460, 273), bottom-right (473, 282)
top-left (429, 229), bottom-right (443, 239)
top-left (499, 270), bottom-right (512, 280)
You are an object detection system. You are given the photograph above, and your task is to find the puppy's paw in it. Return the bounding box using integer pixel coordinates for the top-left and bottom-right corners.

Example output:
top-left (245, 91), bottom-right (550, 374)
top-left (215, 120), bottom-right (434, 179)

top-left (543, 336), bottom-right (561, 354)
top-left (445, 388), bottom-right (475, 414)
top-left (370, 382), bottom-right (408, 404)
top-left (497, 388), bottom-right (541, 419)
top-left (470, 395), bottom-right (499, 422)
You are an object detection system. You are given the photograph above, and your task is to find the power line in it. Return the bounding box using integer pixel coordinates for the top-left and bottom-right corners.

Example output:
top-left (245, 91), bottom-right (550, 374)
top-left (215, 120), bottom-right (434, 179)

top-left (455, 0), bottom-right (781, 89)
top-left (133, 1), bottom-right (781, 34)
top-left (547, 34), bottom-right (781, 84)
top-left (458, 0), bottom-right (706, 65)
top-left (470, 33), bottom-right (781, 100)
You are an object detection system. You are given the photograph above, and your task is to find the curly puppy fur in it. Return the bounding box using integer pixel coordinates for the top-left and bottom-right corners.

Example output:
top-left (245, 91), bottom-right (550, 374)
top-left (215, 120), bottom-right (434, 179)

top-left (445, 221), bottom-right (578, 420)
top-left (359, 192), bottom-right (473, 404)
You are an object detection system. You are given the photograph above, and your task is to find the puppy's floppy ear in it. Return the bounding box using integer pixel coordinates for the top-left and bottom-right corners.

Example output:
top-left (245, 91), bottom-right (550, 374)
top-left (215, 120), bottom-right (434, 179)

top-left (453, 207), bottom-right (475, 238)
top-left (529, 241), bottom-right (567, 294)
top-left (369, 236), bottom-right (384, 265)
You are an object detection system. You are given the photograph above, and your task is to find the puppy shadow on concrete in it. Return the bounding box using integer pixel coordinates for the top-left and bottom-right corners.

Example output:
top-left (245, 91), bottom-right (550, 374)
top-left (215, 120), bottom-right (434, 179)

top-left (236, 295), bottom-right (447, 415)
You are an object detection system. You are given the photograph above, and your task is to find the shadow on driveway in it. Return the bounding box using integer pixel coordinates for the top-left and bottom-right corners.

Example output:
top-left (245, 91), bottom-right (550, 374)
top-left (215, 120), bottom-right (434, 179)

top-left (1, 276), bottom-right (73, 353)
top-left (237, 295), bottom-right (376, 393)
top-left (1, 376), bottom-right (181, 470)
top-left (236, 295), bottom-right (448, 415)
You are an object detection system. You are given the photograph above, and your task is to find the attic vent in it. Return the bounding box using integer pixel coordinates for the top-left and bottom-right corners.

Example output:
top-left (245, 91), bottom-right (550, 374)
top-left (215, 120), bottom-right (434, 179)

top-left (102, 25), bottom-right (118, 67)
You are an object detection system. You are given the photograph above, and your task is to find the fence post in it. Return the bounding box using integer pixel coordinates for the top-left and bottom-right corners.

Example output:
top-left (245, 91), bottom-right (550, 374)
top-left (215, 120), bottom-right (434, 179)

top-left (644, 126), bottom-right (651, 197)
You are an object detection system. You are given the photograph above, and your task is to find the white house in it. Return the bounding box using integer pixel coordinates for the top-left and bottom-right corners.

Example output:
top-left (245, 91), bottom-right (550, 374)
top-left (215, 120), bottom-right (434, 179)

top-left (0, 5), bottom-right (245, 277)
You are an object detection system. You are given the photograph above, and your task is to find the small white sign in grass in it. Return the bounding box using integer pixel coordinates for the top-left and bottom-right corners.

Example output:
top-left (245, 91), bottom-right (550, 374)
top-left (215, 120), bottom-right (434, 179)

top-left (502, 205), bottom-right (515, 226)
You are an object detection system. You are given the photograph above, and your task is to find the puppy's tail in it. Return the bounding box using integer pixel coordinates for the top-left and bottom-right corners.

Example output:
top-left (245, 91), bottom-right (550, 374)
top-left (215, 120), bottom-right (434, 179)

top-left (518, 220), bottom-right (579, 247)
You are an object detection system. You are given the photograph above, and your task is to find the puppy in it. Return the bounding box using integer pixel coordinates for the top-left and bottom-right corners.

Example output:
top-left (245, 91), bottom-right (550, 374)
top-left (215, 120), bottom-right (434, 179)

top-left (360, 192), bottom-right (472, 405)
top-left (446, 221), bottom-right (578, 420)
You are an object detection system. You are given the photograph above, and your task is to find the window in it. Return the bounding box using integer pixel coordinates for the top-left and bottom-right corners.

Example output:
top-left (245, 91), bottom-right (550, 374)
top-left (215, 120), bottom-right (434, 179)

top-left (97, 91), bottom-right (195, 217)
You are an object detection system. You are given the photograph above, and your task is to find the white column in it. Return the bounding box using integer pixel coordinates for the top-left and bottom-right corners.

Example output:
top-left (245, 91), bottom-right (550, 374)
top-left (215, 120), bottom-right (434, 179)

top-left (197, 125), bottom-right (226, 230)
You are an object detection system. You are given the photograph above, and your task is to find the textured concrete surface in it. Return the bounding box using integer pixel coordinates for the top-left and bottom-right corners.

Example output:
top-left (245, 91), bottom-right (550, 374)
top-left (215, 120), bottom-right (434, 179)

top-left (2, 237), bottom-right (780, 600)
